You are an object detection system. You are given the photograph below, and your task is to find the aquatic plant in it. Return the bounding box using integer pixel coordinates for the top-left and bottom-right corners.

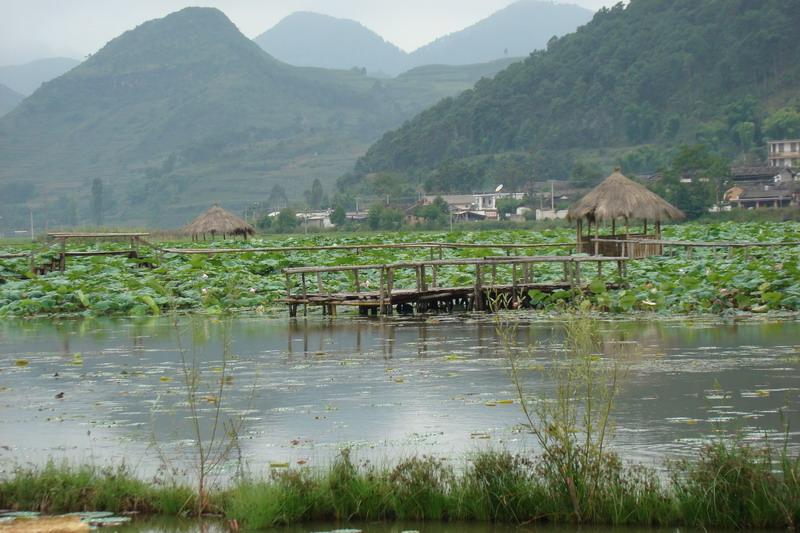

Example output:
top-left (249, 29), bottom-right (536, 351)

top-left (0, 221), bottom-right (798, 317)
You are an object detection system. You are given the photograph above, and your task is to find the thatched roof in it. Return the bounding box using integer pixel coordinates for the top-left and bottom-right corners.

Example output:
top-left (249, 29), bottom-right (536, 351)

top-left (567, 169), bottom-right (685, 223)
top-left (184, 204), bottom-right (255, 236)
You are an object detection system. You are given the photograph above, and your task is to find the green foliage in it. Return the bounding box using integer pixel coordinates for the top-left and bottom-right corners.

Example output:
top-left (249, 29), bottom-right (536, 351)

top-left (3, 445), bottom-right (798, 528)
top-left (329, 205), bottom-right (346, 226)
top-left (267, 184), bottom-right (288, 211)
top-left (349, 0), bottom-right (800, 191)
top-left (0, 8), bottom-right (518, 228)
top-left (671, 441), bottom-right (800, 529)
top-left (255, 213), bottom-right (272, 231)
top-left (569, 160), bottom-right (603, 187)
top-left (764, 106), bottom-right (800, 140)
top-left (274, 208), bottom-right (299, 233)
top-left (367, 204), bottom-right (403, 230)
top-left (652, 144), bottom-right (729, 219)
top-left (0, 462), bottom-right (194, 515)
top-left (1, 221), bottom-right (799, 317)
top-left (303, 179), bottom-right (324, 210)
top-left (413, 196), bottom-right (450, 226)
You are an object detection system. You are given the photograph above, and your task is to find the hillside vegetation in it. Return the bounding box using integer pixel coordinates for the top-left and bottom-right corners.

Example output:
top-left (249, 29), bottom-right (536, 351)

top-left (345, 0), bottom-right (800, 195)
top-left (0, 8), bottom-right (516, 229)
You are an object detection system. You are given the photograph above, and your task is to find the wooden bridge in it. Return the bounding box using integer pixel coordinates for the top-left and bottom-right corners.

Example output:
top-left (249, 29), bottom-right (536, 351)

top-left (281, 255), bottom-right (628, 317)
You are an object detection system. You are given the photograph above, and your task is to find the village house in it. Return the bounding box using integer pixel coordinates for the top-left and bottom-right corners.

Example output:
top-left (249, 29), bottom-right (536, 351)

top-left (768, 139), bottom-right (800, 168)
top-left (723, 166), bottom-right (799, 209)
top-left (421, 190), bottom-right (525, 221)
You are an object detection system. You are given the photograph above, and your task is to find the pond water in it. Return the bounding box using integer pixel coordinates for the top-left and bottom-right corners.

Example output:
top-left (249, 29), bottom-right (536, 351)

top-left (0, 314), bottom-right (798, 480)
top-left (115, 516), bottom-right (678, 533)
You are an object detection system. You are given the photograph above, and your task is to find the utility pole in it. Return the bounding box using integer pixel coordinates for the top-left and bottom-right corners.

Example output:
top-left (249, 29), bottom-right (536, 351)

top-left (550, 180), bottom-right (555, 211)
top-left (29, 210), bottom-right (34, 242)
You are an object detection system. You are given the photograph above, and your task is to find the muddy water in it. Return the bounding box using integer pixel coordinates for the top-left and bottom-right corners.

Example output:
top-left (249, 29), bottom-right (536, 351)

top-left (116, 516), bottom-right (673, 532)
top-left (0, 314), bottom-right (798, 479)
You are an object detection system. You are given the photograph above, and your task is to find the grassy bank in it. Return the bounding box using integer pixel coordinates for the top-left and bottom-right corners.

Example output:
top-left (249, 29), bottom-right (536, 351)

top-left (2, 444), bottom-right (797, 530)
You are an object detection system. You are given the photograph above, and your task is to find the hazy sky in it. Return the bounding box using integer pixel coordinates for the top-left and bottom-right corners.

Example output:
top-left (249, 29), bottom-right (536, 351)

top-left (0, 0), bottom-right (618, 65)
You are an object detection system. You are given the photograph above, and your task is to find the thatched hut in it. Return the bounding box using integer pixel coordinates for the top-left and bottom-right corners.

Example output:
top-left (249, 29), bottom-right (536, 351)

top-left (567, 169), bottom-right (684, 257)
top-left (184, 204), bottom-right (255, 241)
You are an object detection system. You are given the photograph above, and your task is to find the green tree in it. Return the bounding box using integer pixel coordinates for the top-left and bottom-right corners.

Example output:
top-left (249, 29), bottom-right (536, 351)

top-left (764, 107), bottom-right (800, 139)
top-left (304, 179), bottom-right (324, 210)
top-left (367, 204), bottom-right (403, 230)
top-left (256, 213), bottom-right (272, 231)
top-left (379, 207), bottom-right (403, 230)
top-left (569, 161), bottom-right (603, 187)
top-left (91, 178), bottom-right (104, 226)
top-left (496, 197), bottom-right (525, 217)
top-left (267, 184), bottom-right (288, 211)
top-left (733, 121), bottom-right (756, 152)
top-left (414, 196), bottom-right (450, 226)
top-left (330, 205), bottom-right (347, 226)
top-left (655, 144), bottom-right (729, 219)
top-left (274, 208), bottom-right (299, 233)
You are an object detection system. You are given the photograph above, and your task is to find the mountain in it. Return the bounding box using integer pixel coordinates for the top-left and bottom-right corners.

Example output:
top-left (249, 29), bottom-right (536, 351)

top-left (408, 0), bottom-right (593, 67)
top-left (0, 57), bottom-right (81, 95)
top-left (255, 2), bottom-right (592, 76)
top-left (346, 0), bottom-right (800, 195)
top-left (254, 12), bottom-right (408, 76)
top-left (0, 7), bottom-right (518, 228)
top-left (0, 83), bottom-right (23, 117)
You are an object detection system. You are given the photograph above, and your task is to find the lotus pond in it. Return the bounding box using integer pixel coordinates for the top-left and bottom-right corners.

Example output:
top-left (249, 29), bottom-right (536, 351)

top-left (1, 221), bottom-right (799, 317)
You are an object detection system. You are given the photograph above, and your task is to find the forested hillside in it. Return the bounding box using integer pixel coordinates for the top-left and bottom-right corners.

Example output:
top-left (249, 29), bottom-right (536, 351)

top-left (344, 0), bottom-right (800, 195)
top-left (0, 8), bottom-right (516, 228)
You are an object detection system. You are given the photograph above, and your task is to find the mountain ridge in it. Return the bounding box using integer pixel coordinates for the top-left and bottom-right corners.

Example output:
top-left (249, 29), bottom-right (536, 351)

top-left (0, 83), bottom-right (23, 117)
top-left (344, 0), bottom-right (800, 195)
top-left (0, 57), bottom-right (80, 95)
top-left (408, 0), bottom-right (593, 66)
top-left (255, 1), bottom-right (593, 76)
top-left (0, 7), bottom-right (519, 228)
top-left (254, 11), bottom-right (407, 76)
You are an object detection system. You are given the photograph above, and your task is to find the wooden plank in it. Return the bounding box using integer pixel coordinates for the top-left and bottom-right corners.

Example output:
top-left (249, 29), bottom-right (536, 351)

top-left (64, 251), bottom-right (136, 257)
top-left (47, 232), bottom-right (149, 238)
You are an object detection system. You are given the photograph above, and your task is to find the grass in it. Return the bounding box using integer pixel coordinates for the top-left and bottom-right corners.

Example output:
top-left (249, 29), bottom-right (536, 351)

top-left (0, 461), bottom-right (195, 515)
top-left (2, 445), bottom-right (797, 529)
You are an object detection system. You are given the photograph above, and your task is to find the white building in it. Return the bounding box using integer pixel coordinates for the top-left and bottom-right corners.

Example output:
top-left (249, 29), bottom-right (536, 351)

top-left (423, 191), bottom-right (525, 220)
top-left (768, 139), bottom-right (800, 168)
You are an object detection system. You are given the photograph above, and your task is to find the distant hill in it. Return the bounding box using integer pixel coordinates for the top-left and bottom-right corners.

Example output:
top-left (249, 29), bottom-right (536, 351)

top-left (255, 2), bottom-right (591, 75)
top-left (0, 57), bottom-right (80, 95)
top-left (0, 83), bottom-right (23, 117)
top-left (345, 0), bottom-right (800, 194)
top-left (255, 12), bottom-right (408, 76)
top-left (408, 0), bottom-right (593, 66)
top-left (0, 7), bottom-right (518, 228)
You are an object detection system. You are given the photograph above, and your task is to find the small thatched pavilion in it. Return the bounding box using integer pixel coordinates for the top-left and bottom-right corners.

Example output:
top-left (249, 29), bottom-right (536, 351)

top-left (184, 204), bottom-right (255, 241)
top-left (567, 169), bottom-right (684, 258)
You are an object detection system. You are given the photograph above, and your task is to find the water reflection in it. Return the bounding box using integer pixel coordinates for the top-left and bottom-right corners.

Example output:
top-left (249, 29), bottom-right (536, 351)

top-left (0, 314), bottom-right (798, 479)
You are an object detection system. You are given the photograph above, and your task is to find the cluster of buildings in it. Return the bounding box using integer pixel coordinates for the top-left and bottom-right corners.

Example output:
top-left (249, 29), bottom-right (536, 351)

top-left (259, 139), bottom-right (800, 230)
top-left (722, 139), bottom-right (800, 209)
